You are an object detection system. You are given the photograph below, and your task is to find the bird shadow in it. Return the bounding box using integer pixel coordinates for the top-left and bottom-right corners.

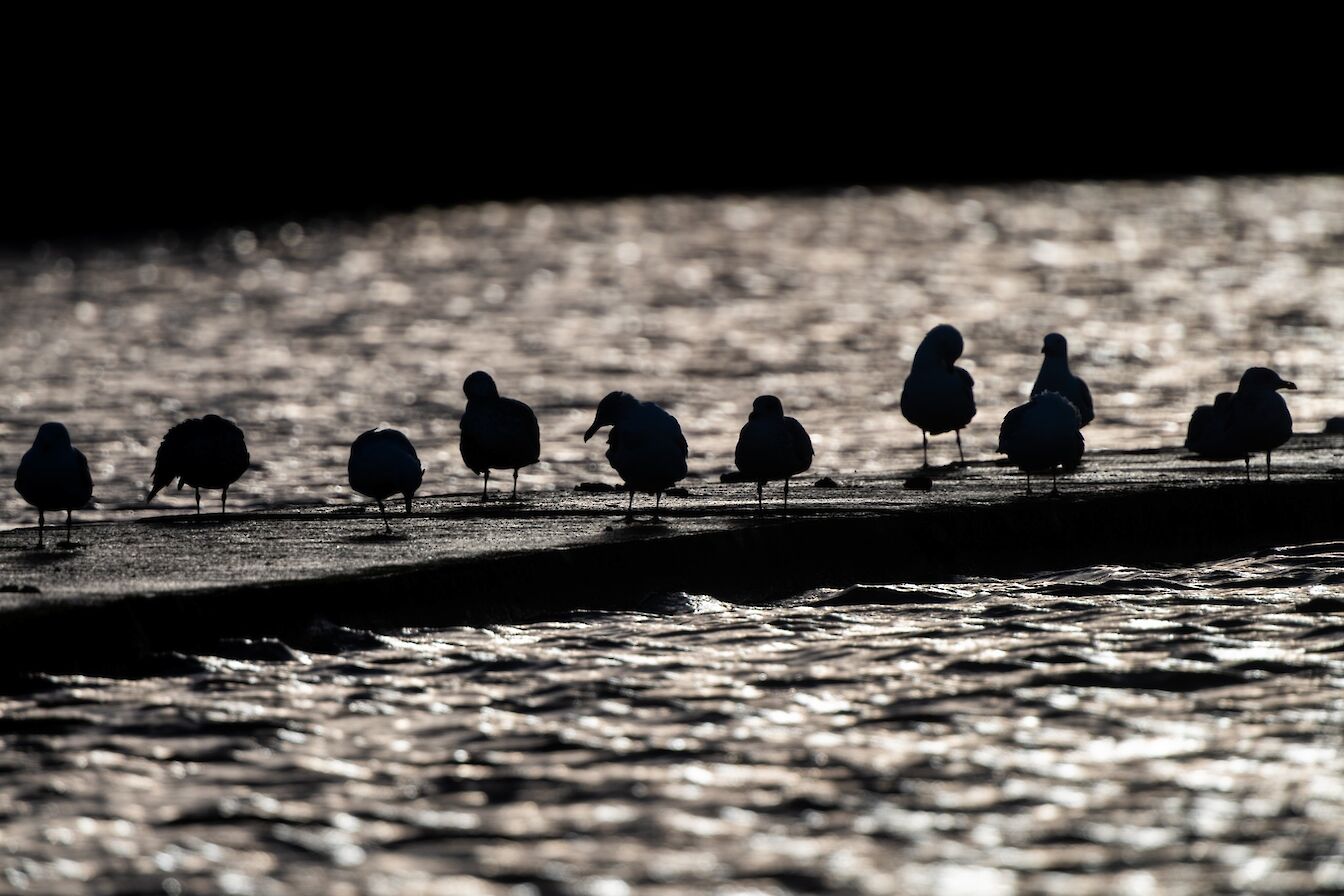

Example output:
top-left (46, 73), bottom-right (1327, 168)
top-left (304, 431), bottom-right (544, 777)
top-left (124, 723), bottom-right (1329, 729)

top-left (345, 532), bottom-right (410, 544)
top-left (603, 518), bottom-right (674, 533)
top-left (915, 462), bottom-right (966, 477)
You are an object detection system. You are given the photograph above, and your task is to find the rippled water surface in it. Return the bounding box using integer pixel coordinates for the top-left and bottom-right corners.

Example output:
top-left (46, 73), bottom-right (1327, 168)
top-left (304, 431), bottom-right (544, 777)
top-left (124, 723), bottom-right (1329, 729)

top-left (3, 180), bottom-right (1344, 893)
top-left (3, 178), bottom-right (1344, 522)
top-left (4, 545), bottom-right (1344, 894)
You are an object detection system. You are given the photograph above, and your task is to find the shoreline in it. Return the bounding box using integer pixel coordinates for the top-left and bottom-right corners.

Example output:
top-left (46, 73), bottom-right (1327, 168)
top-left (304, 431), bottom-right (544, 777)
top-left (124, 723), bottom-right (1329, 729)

top-left (2, 443), bottom-right (1342, 676)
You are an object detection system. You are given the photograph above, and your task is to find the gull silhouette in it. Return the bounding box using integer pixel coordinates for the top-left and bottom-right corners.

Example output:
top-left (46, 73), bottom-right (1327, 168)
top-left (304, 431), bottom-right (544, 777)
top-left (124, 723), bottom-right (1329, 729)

top-left (459, 371), bottom-right (541, 501)
top-left (729, 395), bottom-right (814, 511)
top-left (15, 422), bottom-right (94, 548)
top-left (348, 427), bottom-right (425, 533)
top-left (900, 324), bottom-right (976, 466)
top-left (147, 414), bottom-right (250, 514)
top-left (584, 391), bottom-right (688, 521)
top-left (997, 391), bottom-right (1085, 494)
top-left (1032, 333), bottom-right (1094, 427)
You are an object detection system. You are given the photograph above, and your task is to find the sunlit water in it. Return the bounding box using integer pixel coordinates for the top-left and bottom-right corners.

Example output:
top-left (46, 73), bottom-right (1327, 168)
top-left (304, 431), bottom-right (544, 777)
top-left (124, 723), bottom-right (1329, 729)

top-left (3, 178), bottom-right (1344, 523)
top-left (3, 545), bottom-right (1344, 894)
top-left (3, 180), bottom-right (1344, 893)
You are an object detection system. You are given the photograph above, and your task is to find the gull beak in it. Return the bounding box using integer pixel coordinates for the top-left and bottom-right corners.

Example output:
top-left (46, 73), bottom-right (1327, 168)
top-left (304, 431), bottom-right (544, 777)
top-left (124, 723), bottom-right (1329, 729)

top-left (1281, 380), bottom-right (1298, 390)
top-left (1040, 345), bottom-right (1046, 353)
top-left (583, 421), bottom-right (600, 442)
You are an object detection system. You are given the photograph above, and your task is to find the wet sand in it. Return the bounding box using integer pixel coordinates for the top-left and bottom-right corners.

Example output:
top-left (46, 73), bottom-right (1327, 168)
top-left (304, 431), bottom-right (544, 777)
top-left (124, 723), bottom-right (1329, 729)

top-left (2, 441), bottom-right (1342, 676)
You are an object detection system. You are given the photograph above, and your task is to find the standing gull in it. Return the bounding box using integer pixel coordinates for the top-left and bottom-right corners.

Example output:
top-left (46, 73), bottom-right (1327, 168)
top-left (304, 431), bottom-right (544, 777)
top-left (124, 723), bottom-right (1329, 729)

top-left (997, 391), bottom-right (1085, 494)
top-left (1227, 367), bottom-right (1296, 480)
top-left (14, 422), bottom-right (94, 548)
top-left (147, 414), bottom-right (250, 514)
top-left (584, 391), bottom-right (688, 521)
top-left (1032, 333), bottom-right (1094, 427)
top-left (459, 371), bottom-right (541, 501)
top-left (348, 427), bottom-right (424, 534)
top-left (900, 324), bottom-right (977, 466)
top-left (731, 395), bottom-right (814, 511)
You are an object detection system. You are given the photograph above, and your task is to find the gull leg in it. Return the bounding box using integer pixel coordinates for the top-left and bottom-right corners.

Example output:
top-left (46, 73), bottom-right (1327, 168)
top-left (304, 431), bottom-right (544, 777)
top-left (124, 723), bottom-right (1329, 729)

top-left (481, 471), bottom-right (490, 502)
top-left (956, 429), bottom-right (965, 464)
top-left (1266, 450), bottom-right (1273, 481)
top-left (1244, 457), bottom-right (1250, 482)
top-left (405, 494), bottom-right (413, 514)
top-left (1051, 469), bottom-right (1059, 495)
top-left (221, 486), bottom-right (228, 514)
top-left (195, 488), bottom-right (201, 515)
top-left (1025, 473), bottom-right (1031, 496)
top-left (378, 500), bottom-right (391, 535)
top-left (784, 476), bottom-right (790, 512)
top-left (922, 431), bottom-right (929, 468)
top-left (654, 491), bottom-right (663, 522)
top-left (512, 469), bottom-right (519, 500)
top-left (66, 510), bottom-right (73, 544)
top-left (757, 482), bottom-right (763, 513)
top-left (37, 509), bottom-right (45, 549)
top-left (626, 489), bottom-right (635, 523)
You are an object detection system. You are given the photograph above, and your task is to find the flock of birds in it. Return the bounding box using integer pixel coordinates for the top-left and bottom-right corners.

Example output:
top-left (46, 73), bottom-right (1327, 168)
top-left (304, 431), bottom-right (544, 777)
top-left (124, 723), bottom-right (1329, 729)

top-left (9, 325), bottom-right (1301, 544)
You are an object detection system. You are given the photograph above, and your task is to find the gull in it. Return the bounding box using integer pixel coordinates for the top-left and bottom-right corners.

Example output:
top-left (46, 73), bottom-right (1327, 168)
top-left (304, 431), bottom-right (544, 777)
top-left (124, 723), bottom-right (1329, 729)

top-left (147, 414), bottom-right (250, 514)
top-left (731, 395), bottom-right (814, 511)
top-left (1185, 392), bottom-right (1248, 475)
top-left (348, 427), bottom-right (424, 534)
top-left (1032, 333), bottom-right (1094, 426)
top-left (14, 422), bottom-right (94, 548)
top-left (1227, 367), bottom-right (1296, 480)
top-left (459, 371), bottom-right (541, 501)
top-left (997, 391), bottom-right (1085, 494)
top-left (584, 391), bottom-right (688, 521)
top-left (900, 324), bottom-right (976, 466)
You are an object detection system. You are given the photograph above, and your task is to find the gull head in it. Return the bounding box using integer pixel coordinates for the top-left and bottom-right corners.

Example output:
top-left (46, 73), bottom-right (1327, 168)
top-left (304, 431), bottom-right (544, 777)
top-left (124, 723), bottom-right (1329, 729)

top-left (585, 391), bottom-right (639, 441)
top-left (1041, 333), bottom-right (1069, 357)
top-left (463, 371), bottom-right (500, 402)
top-left (750, 395), bottom-right (785, 419)
top-left (1238, 367), bottom-right (1297, 393)
top-left (923, 324), bottom-right (965, 365)
top-left (33, 422), bottom-right (72, 451)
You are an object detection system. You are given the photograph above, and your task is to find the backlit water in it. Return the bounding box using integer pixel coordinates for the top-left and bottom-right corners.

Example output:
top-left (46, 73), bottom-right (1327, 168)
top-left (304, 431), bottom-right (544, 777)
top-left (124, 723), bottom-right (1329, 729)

top-left (2, 179), bottom-right (1344, 893)
top-left (2, 177), bottom-right (1343, 520)
top-left (3, 547), bottom-right (1344, 894)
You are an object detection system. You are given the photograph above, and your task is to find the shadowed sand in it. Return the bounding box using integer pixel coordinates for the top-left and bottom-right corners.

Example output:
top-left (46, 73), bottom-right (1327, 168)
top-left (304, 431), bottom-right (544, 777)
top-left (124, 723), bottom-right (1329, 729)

top-left (2, 439), bottom-right (1342, 674)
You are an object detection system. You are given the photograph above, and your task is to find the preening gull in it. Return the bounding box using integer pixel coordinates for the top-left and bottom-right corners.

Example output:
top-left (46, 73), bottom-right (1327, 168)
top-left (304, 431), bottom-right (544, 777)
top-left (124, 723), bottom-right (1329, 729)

top-left (14, 422), bottom-right (94, 548)
top-left (731, 395), bottom-right (814, 511)
top-left (459, 371), bottom-right (541, 501)
top-left (1228, 367), bottom-right (1296, 480)
top-left (997, 391), bottom-right (1085, 494)
top-left (147, 414), bottom-right (250, 514)
top-left (348, 427), bottom-right (425, 533)
top-left (1032, 333), bottom-right (1093, 427)
top-left (584, 391), bottom-right (688, 521)
top-left (900, 324), bottom-right (976, 466)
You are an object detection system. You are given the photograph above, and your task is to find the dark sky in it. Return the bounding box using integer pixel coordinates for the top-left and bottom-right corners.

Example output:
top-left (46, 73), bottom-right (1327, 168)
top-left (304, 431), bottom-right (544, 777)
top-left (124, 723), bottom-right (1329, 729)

top-left (7, 98), bottom-right (1336, 244)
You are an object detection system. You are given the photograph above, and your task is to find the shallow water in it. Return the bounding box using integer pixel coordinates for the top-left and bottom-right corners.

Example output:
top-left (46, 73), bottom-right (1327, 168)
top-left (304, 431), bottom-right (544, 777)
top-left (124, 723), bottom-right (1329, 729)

top-left (4, 180), bottom-right (1344, 893)
top-left (3, 178), bottom-right (1344, 524)
top-left (3, 544), bottom-right (1344, 894)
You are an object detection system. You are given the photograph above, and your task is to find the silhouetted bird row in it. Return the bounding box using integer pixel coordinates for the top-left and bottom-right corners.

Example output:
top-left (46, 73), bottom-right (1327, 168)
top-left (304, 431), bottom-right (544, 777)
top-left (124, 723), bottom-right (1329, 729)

top-left (9, 328), bottom-right (1302, 543)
